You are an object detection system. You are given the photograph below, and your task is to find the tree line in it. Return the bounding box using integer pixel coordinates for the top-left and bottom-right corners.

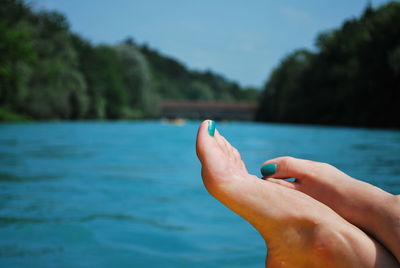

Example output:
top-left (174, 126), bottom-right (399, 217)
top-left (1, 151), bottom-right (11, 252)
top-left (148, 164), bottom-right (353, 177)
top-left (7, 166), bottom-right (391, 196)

top-left (256, 2), bottom-right (400, 128)
top-left (2, 1), bottom-right (399, 127)
top-left (0, 0), bottom-right (259, 120)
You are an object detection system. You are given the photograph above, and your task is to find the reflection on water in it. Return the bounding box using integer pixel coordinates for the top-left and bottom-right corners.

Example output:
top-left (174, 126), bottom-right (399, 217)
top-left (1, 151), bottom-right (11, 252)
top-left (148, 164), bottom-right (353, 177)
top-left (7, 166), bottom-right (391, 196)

top-left (0, 213), bottom-right (187, 231)
top-left (0, 121), bottom-right (399, 267)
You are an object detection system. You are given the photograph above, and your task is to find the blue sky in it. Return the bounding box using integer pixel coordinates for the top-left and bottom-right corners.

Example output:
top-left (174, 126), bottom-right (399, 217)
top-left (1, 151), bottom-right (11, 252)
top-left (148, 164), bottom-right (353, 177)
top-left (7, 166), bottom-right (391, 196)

top-left (34, 0), bottom-right (391, 88)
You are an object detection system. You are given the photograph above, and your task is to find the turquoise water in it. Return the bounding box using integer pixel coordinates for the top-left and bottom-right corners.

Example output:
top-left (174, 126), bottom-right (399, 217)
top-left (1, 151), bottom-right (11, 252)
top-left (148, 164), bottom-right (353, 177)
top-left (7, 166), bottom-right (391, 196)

top-left (0, 121), bottom-right (399, 267)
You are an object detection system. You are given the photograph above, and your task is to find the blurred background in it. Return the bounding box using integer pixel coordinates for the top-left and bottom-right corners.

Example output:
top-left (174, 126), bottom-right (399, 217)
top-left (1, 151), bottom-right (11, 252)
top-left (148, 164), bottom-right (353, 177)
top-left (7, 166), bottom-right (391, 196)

top-left (0, 0), bottom-right (399, 267)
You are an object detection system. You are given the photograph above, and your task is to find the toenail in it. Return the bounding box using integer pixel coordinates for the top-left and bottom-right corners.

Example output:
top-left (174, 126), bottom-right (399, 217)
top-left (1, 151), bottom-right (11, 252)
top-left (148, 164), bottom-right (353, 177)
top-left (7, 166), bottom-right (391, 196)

top-left (261, 164), bottom-right (277, 177)
top-left (208, 120), bottom-right (215, 136)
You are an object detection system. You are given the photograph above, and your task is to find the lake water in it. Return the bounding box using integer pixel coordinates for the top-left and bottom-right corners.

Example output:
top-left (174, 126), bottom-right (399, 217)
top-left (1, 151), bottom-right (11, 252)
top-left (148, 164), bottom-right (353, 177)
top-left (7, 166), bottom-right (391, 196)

top-left (0, 121), bottom-right (399, 267)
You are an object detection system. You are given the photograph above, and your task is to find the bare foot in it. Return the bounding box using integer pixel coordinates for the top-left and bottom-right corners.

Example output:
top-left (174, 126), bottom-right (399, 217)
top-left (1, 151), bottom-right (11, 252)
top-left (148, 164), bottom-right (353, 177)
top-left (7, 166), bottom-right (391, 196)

top-left (260, 156), bottom-right (400, 262)
top-left (196, 120), bottom-right (398, 267)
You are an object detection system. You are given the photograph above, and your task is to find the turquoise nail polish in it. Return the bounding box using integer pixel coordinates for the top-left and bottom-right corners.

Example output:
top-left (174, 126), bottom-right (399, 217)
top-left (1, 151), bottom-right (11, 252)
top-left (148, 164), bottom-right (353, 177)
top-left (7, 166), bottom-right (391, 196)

top-left (208, 120), bottom-right (215, 136)
top-left (261, 164), bottom-right (277, 177)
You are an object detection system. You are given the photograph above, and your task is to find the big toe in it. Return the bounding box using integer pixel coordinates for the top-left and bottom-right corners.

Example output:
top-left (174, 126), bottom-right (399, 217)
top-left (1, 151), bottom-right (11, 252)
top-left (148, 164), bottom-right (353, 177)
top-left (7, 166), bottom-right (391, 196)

top-left (196, 120), bottom-right (218, 165)
top-left (196, 120), bottom-right (249, 189)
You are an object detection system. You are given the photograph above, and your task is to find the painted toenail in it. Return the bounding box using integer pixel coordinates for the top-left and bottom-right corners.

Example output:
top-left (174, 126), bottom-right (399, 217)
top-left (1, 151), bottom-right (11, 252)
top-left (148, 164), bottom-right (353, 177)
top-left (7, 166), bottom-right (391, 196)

top-left (208, 120), bottom-right (215, 136)
top-left (261, 164), bottom-right (277, 177)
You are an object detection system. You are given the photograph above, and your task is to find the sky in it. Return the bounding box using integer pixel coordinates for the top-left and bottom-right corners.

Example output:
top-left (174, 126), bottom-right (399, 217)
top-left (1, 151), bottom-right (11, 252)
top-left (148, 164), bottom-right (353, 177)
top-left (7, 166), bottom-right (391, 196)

top-left (33, 0), bottom-right (391, 88)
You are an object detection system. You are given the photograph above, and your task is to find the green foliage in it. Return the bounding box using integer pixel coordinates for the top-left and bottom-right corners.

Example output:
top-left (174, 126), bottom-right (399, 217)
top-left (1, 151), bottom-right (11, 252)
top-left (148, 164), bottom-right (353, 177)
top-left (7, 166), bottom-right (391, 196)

top-left (257, 50), bottom-right (313, 123)
top-left (140, 45), bottom-right (259, 103)
top-left (238, 87), bottom-right (261, 101)
top-left (114, 40), bottom-right (155, 117)
top-left (0, 0), bottom-right (36, 110)
top-left (0, 106), bottom-right (30, 121)
top-left (187, 81), bottom-right (214, 100)
top-left (256, 2), bottom-right (400, 128)
top-left (0, 0), bottom-right (259, 121)
top-left (23, 11), bottom-right (88, 119)
top-left (89, 46), bottom-right (127, 119)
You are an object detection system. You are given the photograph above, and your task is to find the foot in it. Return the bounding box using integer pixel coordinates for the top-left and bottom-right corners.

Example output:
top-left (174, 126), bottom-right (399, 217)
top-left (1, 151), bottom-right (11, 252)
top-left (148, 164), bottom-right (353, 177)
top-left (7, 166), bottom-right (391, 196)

top-left (196, 120), bottom-right (398, 267)
top-left (261, 156), bottom-right (400, 262)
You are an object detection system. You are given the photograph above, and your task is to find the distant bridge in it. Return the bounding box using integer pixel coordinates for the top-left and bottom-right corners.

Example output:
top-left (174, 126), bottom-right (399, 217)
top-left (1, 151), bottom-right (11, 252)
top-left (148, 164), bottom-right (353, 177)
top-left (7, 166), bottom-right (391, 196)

top-left (159, 101), bottom-right (258, 121)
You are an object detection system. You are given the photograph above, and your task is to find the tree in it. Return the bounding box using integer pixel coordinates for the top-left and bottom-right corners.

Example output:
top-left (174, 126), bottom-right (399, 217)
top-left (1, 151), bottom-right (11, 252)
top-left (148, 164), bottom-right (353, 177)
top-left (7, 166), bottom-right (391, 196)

top-left (114, 41), bottom-right (155, 117)
top-left (257, 2), bottom-right (400, 128)
top-left (21, 11), bottom-right (88, 119)
top-left (0, 0), bottom-right (36, 116)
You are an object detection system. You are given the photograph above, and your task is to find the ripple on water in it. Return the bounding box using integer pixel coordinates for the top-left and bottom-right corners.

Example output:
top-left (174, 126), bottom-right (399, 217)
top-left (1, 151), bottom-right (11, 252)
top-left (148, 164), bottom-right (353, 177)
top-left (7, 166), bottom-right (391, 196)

top-left (0, 213), bottom-right (188, 231)
top-left (0, 121), bottom-right (398, 268)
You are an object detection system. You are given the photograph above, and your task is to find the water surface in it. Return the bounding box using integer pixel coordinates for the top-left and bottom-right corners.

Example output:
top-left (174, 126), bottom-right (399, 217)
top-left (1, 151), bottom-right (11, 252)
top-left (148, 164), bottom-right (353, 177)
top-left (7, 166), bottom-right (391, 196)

top-left (0, 121), bottom-right (399, 267)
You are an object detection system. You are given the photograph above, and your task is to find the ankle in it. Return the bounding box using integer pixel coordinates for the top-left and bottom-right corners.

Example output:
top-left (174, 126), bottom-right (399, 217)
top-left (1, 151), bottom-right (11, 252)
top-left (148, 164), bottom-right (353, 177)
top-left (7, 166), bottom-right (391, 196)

top-left (345, 180), bottom-right (393, 229)
top-left (363, 192), bottom-right (400, 262)
top-left (367, 190), bottom-right (396, 229)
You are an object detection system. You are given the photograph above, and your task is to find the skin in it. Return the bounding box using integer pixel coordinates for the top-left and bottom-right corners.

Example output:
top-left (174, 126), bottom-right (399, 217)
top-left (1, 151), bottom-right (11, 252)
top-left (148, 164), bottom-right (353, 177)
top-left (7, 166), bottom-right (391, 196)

top-left (196, 120), bottom-right (398, 267)
top-left (262, 156), bottom-right (400, 263)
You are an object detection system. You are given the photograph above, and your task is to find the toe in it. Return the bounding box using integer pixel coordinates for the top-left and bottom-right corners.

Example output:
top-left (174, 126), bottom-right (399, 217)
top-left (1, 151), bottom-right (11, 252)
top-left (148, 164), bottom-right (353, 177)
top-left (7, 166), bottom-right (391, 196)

top-left (196, 120), bottom-right (250, 190)
top-left (260, 156), bottom-right (331, 181)
top-left (260, 156), bottom-right (348, 184)
top-left (266, 177), bottom-right (298, 190)
top-left (196, 120), bottom-right (219, 164)
top-left (196, 120), bottom-right (233, 182)
top-left (260, 156), bottom-right (311, 179)
top-left (214, 129), bottom-right (230, 155)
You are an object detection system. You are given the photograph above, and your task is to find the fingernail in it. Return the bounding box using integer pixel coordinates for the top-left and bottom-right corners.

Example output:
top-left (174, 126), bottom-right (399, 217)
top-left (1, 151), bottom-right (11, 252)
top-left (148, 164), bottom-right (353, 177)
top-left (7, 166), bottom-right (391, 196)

top-left (208, 120), bottom-right (215, 136)
top-left (261, 164), bottom-right (277, 177)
